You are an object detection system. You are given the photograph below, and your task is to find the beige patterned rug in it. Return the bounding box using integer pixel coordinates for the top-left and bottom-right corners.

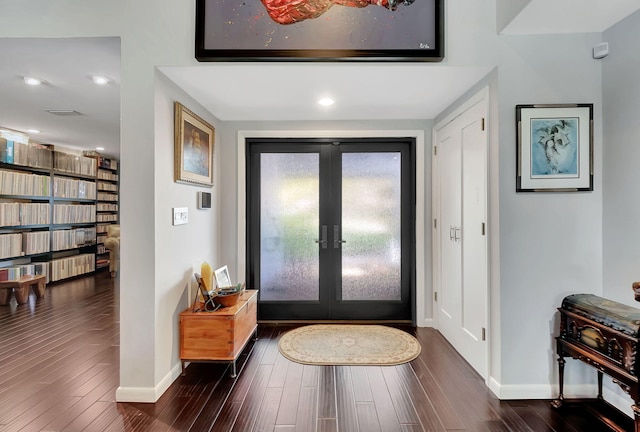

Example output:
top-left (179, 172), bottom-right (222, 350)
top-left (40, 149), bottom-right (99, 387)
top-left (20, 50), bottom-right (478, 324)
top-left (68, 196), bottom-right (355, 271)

top-left (278, 324), bottom-right (421, 366)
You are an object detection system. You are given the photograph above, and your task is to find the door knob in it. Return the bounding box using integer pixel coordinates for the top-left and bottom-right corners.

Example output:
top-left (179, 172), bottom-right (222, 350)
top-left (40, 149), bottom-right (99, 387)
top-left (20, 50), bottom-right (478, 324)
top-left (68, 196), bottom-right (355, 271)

top-left (315, 225), bottom-right (328, 249)
top-left (334, 225), bottom-right (346, 248)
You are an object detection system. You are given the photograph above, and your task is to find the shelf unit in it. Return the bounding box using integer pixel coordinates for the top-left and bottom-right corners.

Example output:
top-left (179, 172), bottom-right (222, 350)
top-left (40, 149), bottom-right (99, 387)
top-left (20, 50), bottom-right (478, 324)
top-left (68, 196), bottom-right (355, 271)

top-left (0, 138), bottom-right (104, 283)
top-left (95, 157), bottom-right (119, 271)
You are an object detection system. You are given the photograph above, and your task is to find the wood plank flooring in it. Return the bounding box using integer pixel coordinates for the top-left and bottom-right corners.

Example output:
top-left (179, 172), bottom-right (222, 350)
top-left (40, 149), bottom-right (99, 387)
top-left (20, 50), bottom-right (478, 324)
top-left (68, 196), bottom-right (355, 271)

top-left (0, 272), bottom-right (633, 431)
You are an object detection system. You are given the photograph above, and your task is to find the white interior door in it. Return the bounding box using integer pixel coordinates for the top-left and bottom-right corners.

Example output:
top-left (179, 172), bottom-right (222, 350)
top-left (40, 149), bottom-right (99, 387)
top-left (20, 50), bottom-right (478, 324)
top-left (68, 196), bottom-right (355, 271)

top-left (434, 94), bottom-right (488, 379)
top-left (437, 131), bottom-right (462, 344)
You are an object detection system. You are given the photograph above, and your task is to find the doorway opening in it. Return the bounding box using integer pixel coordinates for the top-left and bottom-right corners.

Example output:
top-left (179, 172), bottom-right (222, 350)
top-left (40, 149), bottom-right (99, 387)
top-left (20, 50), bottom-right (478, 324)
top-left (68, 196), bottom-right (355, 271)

top-left (246, 137), bottom-right (415, 321)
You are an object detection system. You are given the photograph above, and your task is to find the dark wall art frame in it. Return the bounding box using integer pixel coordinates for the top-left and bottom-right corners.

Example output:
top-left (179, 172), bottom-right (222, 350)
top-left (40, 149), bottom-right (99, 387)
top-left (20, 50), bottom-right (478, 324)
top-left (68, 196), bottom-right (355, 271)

top-left (516, 104), bottom-right (594, 192)
top-left (195, 0), bottom-right (443, 62)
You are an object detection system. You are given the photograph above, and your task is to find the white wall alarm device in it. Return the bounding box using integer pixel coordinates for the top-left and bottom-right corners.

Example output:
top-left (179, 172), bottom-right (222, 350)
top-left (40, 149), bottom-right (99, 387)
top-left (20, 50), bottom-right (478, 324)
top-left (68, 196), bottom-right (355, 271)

top-left (593, 42), bottom-right (609, 59)
top-left (198, 191), bottom-right (212, 209)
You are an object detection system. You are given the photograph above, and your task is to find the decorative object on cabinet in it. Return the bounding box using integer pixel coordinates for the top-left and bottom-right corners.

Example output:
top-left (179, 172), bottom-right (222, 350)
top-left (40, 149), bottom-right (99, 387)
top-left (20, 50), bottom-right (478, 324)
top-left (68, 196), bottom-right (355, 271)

top-left (213, 264), bottom-right (232, 290)
top-left (553, 289), bottom-right (640, 432)
top-left (200, 262), bottom-right (213, 293)
top-left (103, 224), bottom-right (119, 278)
top-left (212, 289), bottom-right (243, 308)
top-left (516, 104), bottom-right (593, 192)
top-left (192, 273), bottom-right (217, 312)
top-left (180, 289), bottom-right (258, 378)
top-left (195, 0), bottom-right (443, 62)
top-left (174, 102), bottom-right (214, 187)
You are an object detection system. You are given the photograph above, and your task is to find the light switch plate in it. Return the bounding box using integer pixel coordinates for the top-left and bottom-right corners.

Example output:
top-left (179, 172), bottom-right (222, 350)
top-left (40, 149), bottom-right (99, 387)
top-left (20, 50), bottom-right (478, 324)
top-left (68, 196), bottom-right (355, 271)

top-left (173, 207), bottom-right (188, 225)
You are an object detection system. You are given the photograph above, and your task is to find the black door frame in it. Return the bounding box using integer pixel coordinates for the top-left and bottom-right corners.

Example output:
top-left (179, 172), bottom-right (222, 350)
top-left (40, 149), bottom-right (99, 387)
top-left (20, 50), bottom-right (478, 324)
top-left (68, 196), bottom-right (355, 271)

top-left (246, 137), bottom-right (416, 322)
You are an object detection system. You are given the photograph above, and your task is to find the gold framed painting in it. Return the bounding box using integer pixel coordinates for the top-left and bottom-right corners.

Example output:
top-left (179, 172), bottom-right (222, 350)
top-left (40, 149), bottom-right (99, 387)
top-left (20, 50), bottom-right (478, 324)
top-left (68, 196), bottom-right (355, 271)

top-left (174, 102), bottom-right (214, 187)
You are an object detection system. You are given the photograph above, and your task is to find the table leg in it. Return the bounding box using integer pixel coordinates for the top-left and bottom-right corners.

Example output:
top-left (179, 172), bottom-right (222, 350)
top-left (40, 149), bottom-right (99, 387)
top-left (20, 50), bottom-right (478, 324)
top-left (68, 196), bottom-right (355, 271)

top-left (551, 356), bottom-right (566, 409)
top-left (34, 279), bottom-right (46, 298)
top-left (597, 370), bottom-right (603, 400)
top-left (633, 404), bottom-right (640, 432)
top-left (13, 285), bottom-right (29, 304)
top-left (0, 288), bottom-right (11, 306)
top-left (230, 360), bottom-right (237, 378)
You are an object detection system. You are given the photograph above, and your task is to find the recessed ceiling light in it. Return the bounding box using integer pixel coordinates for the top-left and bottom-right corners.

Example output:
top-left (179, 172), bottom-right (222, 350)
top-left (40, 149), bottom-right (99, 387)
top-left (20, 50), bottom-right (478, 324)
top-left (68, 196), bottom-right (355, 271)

top-left (96, 147), bottom-right (105, 151)
top-left (318, 98), bottom-right (335, 106)
top-left (27, 129), bottom-right (40, 134)
top-left (92, 75), bottom-right (109, 85)
top-left (23, 76), bottom-right (43, 86)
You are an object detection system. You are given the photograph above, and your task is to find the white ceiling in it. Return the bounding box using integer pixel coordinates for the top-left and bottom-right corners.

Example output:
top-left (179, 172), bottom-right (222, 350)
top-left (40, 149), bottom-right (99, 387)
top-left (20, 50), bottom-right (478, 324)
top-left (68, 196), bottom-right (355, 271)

top-left (500, 0), bottom-right (640, 34)
top-left (159, 64), bottom-right (493, 122)
top-left (0, 37), bottom-right (121, 158)
top-left (0, 2), bottom-right (638, 160)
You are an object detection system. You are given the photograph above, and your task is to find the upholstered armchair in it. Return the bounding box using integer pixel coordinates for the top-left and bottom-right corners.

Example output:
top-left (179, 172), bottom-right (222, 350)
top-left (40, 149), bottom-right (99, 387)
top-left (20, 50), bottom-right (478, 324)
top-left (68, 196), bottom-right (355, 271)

top-left (103, 224), bottom-right (120, 278)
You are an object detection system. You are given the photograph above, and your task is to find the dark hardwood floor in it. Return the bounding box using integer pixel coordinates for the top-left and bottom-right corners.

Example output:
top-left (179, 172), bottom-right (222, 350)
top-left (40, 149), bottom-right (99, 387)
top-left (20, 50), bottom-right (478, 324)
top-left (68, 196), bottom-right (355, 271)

top-left (0, 272), bottom-right (633, 431)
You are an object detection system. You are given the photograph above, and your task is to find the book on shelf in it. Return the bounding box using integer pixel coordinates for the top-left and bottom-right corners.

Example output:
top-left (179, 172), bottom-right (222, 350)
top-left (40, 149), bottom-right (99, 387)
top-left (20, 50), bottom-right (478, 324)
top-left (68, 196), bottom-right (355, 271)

top-left (50, 253), bottom-right (95, 282)
top-left (0, 262), bottom-right (48, 282)
top-left (0, 138), bottom-right (14, 164)
top-left (53, 151), bottom-right (97, 177)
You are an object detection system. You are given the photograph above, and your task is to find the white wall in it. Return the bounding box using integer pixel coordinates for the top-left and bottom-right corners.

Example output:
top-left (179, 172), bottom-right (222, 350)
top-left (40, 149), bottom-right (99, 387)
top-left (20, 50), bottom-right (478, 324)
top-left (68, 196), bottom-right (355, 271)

top-left (152, 70), bottom-right (220, 389)
top-left (0, 0), bottom-right (618, 402)
top-left (602, 10), bottom-right (640, 304)
top-left (598, 9), bottom-right (640, 417)
top-left (496, 33), bottom-right (604, 396)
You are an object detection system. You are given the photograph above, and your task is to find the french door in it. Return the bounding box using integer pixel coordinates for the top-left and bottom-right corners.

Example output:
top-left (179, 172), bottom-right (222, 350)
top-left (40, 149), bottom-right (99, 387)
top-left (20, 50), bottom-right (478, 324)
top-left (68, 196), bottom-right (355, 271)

top-left (247, 138), bottom-right (415, 321)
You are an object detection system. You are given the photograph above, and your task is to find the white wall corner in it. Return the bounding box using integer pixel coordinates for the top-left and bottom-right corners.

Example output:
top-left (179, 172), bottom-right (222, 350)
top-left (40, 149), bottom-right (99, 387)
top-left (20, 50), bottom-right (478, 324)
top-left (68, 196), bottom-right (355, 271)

top-left (115, 362), bottom-right (183, 403)
top-left (495, 0), bottom-right (532, 33)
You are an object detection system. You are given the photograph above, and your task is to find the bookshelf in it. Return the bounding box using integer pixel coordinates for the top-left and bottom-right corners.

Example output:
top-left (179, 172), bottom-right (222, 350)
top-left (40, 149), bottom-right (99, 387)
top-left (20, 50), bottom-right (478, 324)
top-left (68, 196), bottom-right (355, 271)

top-left (0, 137), bottom-right (108, 284)
top-left (95, 157), bottom-right (119, 271)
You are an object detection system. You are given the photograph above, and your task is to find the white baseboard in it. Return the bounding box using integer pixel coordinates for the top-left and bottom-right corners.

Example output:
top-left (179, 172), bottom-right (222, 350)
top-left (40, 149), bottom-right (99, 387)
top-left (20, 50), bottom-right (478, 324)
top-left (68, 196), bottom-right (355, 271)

top-left (488, 377), bottom-right (596, 400)
top-left (417, 318), bottom-right (433, 328)
top-left (115, 362), bottom-right (183, 403)
top-left (488, 378), bottom-right (634, 419)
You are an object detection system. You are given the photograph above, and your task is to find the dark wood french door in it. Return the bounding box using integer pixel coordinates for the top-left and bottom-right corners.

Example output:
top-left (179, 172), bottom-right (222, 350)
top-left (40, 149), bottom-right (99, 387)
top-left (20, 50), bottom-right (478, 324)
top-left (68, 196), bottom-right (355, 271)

top-left (247, 137), bottom-right (415, 321)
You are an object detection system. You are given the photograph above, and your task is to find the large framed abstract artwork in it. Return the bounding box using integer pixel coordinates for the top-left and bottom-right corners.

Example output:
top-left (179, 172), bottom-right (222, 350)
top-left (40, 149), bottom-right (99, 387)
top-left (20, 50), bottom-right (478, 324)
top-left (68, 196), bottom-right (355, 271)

top-left (516, 104), bottom-right (593, 192)
top-left (195, 0), bottom-right (443, 61)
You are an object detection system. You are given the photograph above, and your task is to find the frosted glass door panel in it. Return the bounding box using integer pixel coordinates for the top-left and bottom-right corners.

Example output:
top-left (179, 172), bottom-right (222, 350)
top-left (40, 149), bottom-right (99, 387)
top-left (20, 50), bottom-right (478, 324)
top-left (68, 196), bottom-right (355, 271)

top-left (260, 153), bottom-right (319, 301)
top-left (341, 153), bottom-right (401, 301)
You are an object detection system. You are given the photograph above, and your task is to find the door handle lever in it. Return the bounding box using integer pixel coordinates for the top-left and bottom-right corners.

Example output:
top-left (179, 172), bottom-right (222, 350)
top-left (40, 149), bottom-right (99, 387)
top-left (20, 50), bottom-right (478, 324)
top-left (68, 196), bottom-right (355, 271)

top-left (334, 225), bottom-right (346, 248)
top-left (315, 225), bottom-right (328, 249)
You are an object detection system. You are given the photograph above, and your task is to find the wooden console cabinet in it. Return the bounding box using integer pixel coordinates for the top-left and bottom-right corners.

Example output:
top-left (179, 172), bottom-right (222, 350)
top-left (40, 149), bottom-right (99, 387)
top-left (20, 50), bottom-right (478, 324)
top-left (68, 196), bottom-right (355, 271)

top-left (180, 289), bottom-right (258, 377)
top-left (554, 293), bottom-right (640, 432)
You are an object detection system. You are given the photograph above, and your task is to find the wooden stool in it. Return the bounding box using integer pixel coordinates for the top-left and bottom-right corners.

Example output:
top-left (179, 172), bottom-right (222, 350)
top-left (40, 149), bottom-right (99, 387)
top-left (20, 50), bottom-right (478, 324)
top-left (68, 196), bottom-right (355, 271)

top-left (0, 275), bottom-right (46, 306)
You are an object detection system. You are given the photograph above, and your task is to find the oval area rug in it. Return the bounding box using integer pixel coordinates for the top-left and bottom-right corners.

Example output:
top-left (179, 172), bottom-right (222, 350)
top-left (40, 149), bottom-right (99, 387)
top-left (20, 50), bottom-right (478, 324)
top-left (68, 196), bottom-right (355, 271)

top-left (278, 324), bottom-right (421, 366)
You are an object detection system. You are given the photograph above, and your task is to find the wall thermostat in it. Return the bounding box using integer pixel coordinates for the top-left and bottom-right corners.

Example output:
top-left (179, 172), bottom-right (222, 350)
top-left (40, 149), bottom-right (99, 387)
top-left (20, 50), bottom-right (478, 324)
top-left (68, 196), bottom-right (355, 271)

top-left (198, 191), bottom-right (212, 209)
